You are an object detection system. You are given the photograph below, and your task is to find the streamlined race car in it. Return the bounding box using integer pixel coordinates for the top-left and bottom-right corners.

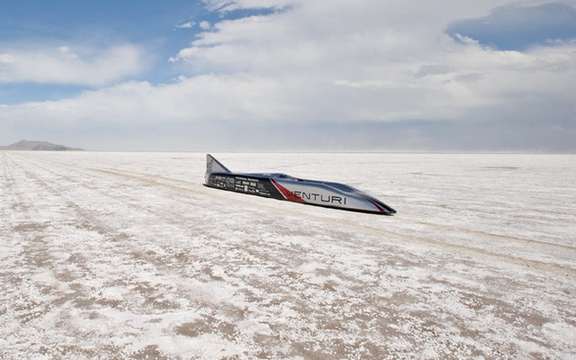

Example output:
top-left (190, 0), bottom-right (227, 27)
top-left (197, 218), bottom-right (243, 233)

top-left (204, 154), bottom-right (396, 215)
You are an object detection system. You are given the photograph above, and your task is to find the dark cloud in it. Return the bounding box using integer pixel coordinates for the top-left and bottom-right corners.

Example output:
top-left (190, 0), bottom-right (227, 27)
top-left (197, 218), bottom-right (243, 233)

top-left (448, 2), bottom-right (576, 50)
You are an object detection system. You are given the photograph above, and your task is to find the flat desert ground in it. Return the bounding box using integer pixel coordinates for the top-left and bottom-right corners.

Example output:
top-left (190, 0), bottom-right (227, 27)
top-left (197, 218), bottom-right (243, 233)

top-left (0, 152), bottom-right (575, 359)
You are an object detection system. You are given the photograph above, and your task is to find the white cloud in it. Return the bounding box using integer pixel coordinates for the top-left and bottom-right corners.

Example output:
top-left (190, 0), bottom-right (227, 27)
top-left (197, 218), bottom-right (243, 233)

top-left (160, 0), bottom-right (576, 123)
top-left (0, 75), bottom-right (287, 128)
top-left (0, 44), bottom-right (147, 86)
top-left (199, 21), bottom-right (212, 30)
top-left (176, 21), bottom-right (195, 29)
top-left (1, 0), bottom-right (575, 150)
top-left (203, 0), bottom-right (292, 11)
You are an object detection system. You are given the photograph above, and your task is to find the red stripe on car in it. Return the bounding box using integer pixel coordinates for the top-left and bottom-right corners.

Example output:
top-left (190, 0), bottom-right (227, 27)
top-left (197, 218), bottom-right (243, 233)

top-left (271, 180), bottom-right (304, 203)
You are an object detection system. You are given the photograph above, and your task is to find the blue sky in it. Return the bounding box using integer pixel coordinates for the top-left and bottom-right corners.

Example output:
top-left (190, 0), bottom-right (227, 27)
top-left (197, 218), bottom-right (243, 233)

top-left (448, 2), bottom-right (576, 50)
top-left (1, 0), bottom-right (575, 151)
top-left (0, 0), bottom-right (268, 103)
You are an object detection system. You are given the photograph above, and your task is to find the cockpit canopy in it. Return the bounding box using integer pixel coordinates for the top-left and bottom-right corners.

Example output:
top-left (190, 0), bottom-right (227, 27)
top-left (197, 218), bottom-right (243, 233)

top-left (323, 182), bottom-right (357, 193)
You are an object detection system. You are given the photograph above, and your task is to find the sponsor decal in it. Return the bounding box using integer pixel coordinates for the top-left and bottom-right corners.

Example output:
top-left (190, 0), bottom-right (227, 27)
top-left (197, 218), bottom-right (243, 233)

top-left (208, 175), bottom-right (273, 197)
top-left (293, 191), bottom-right (347, 205)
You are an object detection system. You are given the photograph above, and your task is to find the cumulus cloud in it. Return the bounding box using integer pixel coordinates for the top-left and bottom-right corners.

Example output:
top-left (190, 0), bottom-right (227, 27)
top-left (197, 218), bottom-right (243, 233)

top-left (204, 0), bottom-right (293, 11)
top-left (0, 75), bottom-right (286, 127)
top-left (139, 0), bottom-right (576, 124)
top-left (0, 44), bottom-right (147, 86)
top-left (1, 0), bottom-right (575, 151)
top-left (199, 21), bottom-right (212, 30)
top-left (176, 21), bottom-right (195, 29)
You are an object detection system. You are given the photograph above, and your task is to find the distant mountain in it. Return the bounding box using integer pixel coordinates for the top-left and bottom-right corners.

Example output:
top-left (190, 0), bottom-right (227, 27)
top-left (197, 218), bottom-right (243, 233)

top-left (0, 140), bottom-right (84, 151)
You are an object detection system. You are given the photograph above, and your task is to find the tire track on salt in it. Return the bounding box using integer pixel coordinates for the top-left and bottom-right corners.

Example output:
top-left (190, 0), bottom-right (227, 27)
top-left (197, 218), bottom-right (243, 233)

top-left (84, 167), bottom-right (576, 278)
top-left (7, 154), bottom-right (430, 357)
top-left (20, 154), bottom-right (576, 277)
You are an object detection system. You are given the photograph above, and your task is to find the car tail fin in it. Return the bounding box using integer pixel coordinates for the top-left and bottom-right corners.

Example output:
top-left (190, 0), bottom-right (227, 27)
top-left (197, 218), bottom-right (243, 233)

top-left (206, 154), bottom-right (231, 175)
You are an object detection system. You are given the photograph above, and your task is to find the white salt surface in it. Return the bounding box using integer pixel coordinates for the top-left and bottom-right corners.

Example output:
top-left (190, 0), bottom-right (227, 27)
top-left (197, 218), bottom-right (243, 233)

top-left (0, 151), bottom-right (575, 359)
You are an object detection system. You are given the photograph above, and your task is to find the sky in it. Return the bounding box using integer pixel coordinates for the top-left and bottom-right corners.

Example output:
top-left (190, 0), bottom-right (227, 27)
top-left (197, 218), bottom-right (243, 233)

top-left (0, 0), bottom-right (575, 152)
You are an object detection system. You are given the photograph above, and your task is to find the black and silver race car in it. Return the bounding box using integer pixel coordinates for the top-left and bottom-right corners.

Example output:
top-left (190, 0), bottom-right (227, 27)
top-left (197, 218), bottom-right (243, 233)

top-left (204, 154), bottom-right (396, 215)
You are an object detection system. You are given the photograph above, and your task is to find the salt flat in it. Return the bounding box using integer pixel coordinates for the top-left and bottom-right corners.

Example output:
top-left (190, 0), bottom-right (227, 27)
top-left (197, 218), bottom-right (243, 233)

top-left (0, 151), bottom-right (575, 359)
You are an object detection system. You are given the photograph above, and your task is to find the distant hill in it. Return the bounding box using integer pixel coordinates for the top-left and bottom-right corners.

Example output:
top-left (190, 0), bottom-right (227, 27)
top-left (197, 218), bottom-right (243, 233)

top-left (0, 140), bottom-right (84, 151)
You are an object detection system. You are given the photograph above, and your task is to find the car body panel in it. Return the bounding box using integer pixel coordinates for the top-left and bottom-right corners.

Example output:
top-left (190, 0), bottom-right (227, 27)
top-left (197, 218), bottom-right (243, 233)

top-left (203, 154), bottom-right (396, 215)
